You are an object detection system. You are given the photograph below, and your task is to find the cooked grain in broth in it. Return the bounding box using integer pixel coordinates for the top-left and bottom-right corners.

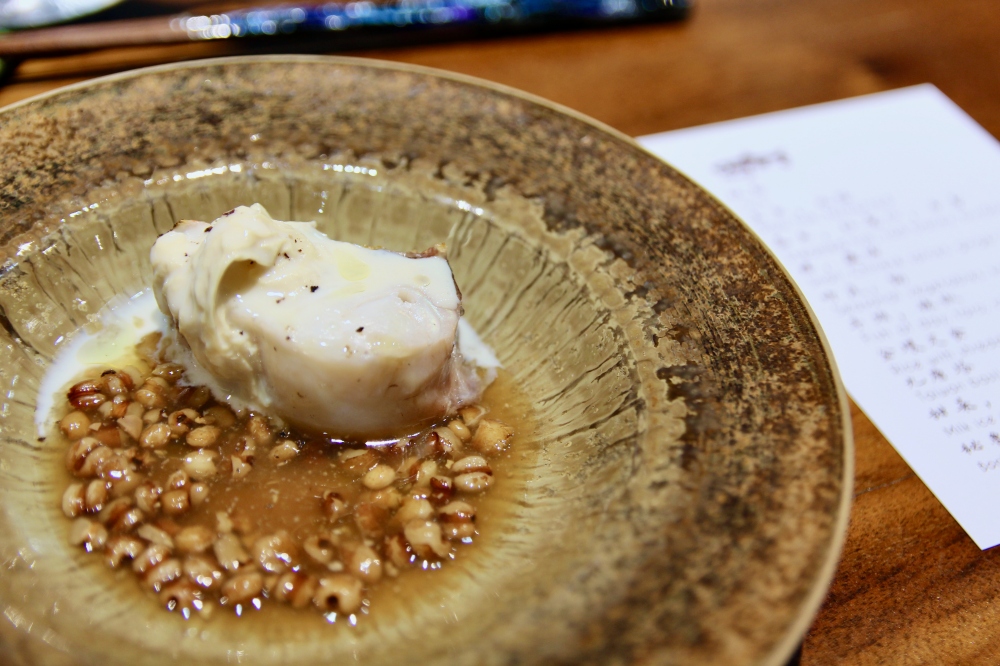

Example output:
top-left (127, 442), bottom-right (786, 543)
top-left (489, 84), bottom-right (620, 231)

top-left (55, 332), bottom-right (521, 622)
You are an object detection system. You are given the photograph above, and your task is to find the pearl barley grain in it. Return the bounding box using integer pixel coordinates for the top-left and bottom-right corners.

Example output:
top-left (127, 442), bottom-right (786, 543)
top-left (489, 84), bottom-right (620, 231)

top-left (55, 353), bottom-right (514, 620)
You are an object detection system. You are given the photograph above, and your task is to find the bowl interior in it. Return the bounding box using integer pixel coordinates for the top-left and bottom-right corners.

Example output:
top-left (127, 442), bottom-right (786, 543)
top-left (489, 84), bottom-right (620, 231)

top-left (0, 57), bottom-right (850, 666)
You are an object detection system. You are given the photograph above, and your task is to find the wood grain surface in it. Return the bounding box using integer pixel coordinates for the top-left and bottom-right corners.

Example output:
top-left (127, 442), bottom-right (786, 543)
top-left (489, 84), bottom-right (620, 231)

top-left (2, 0), bottom-right (999, 662)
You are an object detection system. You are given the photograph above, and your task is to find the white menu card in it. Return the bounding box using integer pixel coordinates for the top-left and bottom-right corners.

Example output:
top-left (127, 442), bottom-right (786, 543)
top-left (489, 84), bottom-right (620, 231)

top-left (639, 85), bottom-right (1000, 548)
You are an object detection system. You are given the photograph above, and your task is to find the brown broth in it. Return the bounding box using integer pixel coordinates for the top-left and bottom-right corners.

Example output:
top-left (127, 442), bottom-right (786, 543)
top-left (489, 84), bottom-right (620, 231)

top-left (51, 340), bottom-right (536, 625)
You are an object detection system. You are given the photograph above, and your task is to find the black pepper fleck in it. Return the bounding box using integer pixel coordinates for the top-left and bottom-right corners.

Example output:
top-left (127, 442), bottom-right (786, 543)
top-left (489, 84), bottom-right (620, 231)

top-left (310, 285), bottom-right (319, 292)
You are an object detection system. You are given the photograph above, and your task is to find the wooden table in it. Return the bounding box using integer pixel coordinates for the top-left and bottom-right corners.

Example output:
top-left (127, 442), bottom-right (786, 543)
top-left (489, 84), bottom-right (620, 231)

top-left (3, 0), bottom-right (999, 662)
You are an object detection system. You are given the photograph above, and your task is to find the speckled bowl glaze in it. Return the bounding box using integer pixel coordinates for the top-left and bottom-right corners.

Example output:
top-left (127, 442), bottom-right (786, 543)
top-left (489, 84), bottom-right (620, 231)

top-left (0, 56), bottom-right (851, 666)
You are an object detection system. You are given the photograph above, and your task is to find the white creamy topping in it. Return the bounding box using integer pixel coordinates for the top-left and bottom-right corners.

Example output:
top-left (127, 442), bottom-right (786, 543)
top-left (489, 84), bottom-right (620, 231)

top-left (35, 290), bottom-right (169, 438)
top-left (150, 204), bottom-right (493, 438)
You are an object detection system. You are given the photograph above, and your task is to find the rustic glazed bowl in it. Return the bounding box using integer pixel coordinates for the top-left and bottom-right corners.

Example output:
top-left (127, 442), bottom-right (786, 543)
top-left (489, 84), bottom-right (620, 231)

top-left (0, 56), bottom-right (851, 666)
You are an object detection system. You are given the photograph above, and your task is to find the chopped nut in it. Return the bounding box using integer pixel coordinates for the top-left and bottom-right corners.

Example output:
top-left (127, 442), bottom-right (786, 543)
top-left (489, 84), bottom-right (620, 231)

top-left (268, 440), bottom-right (299, 464)
top-left (231, 455), bottom-right (252, 480)
top-left (117, 414), bottom-right (144, 440)
top-left (470, 419), bottom-right (513, 453)
top-left (458, 405), bottom-right (487, 428)
top-left (246, 414), bottom-right (273, 446)
top-left (91, 423), bottom-right (123, 449)
top-left (186, 425), bottom-right (220, 448)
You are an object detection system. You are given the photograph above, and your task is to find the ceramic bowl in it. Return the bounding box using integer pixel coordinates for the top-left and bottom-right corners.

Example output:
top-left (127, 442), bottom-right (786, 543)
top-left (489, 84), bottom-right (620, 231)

top-left (0, 56), bottom-right (851, 666)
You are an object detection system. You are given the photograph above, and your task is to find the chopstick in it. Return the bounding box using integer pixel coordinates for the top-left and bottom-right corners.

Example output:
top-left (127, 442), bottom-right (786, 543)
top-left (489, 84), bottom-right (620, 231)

top-left (0, 17), bottom-right (186, 56)
top-left (0, 0), bottom-right (692, 58)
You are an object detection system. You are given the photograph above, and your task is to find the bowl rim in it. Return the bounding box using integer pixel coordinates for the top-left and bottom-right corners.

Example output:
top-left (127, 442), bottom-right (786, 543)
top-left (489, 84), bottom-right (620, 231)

top-left (0, 53), bottom-right (854, 666)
